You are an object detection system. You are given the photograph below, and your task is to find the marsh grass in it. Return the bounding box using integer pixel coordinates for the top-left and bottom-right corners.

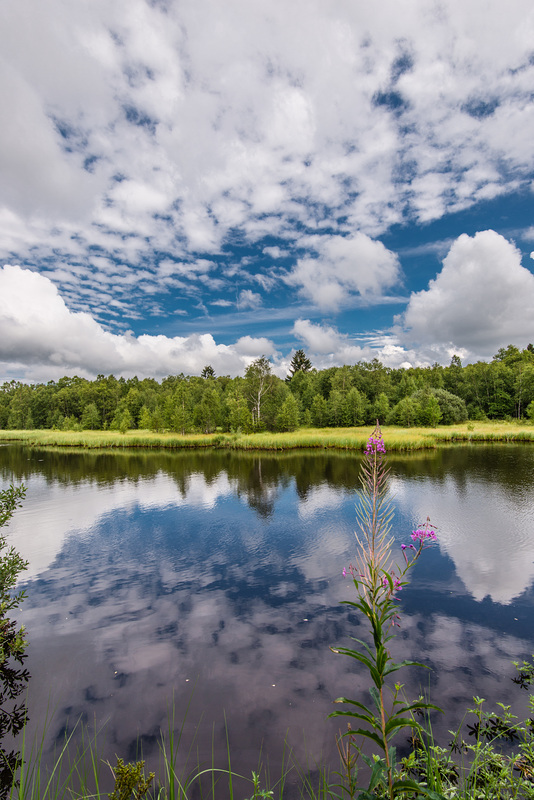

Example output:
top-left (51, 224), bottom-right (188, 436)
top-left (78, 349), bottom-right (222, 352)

top-left (1, 422), bottom-right (533, 452)
top-left (6, 713), bottom-right (334, 800)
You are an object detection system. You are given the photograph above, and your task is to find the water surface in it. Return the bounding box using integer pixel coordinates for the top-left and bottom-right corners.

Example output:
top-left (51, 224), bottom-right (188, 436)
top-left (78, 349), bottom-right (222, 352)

top-left (1, 444), bottom-right (534, 789)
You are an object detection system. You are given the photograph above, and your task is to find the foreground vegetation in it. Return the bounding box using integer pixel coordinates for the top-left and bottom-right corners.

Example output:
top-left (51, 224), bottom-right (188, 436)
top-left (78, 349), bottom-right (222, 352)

top-left (1, 421), bottom-right (534, 452)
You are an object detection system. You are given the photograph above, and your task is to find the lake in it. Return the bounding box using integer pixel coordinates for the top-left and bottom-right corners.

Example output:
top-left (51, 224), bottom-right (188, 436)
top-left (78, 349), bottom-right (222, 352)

top-left (1, 443), bottom-right (534, 793)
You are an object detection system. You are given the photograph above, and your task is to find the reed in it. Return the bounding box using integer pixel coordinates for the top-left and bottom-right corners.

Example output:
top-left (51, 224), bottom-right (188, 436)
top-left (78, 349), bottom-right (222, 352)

top-left (1, 422), bottom-right (533, 452)
top-left (5, 714), bottom-right (331, 800)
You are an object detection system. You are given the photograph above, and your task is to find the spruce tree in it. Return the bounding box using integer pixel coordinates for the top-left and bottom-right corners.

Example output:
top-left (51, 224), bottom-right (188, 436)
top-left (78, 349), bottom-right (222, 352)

top-left (287, 349), bottom-right (312, 380)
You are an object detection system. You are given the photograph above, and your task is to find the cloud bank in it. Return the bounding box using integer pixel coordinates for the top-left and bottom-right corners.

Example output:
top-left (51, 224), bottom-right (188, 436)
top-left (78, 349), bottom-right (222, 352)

top-left (1, 0), bottom-right (534, 326)
top-left (398, 230), bottom-right (534, 360)
top-left (1, 0), bottom-right (534, 378)
top-left (2, 227), bottom-right (534, 382)
top-left (0, 265), bottom-right (276, 380)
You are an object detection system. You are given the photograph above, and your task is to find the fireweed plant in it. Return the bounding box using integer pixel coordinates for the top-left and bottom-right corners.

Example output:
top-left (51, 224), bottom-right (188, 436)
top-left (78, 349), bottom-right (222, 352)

top-left (330, 425), bottom-right (443, 800)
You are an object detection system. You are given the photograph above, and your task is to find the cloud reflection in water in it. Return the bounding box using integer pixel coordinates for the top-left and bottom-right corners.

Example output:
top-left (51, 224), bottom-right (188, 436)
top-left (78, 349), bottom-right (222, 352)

top-left (1, 445), bottom-right (533, 781)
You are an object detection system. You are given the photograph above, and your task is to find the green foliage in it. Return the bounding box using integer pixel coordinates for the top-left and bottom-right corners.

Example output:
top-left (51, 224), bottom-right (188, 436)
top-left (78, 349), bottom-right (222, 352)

top-left (245, 770), bottom-right (275, 800)
top-left (418, 392), bottom-right (442, 427)
top-left (329, 389), bottom-right (348, 426)
top-left (311, 393), bottom-right (329, 427)
top-left (431, 388), bottom-right (467, 424)
top-left (330, 427), bottom-right (441, 799)
top-left (245, 356), bottom-right (276, 429)
top-left (276, 393), bottom-right (300, 431)
top-left (193, 386), bottom-right (222, 433)
top-left (345, 387), bottom-right (366, 426)
top-left (81, 401), bottom-right (101, 430)
top-left (108, 757), bottom-right (154, 800)
top-left (388, 396), bottom-right (419, 427)
top-left (287, 349), bottom-right (312, 380)
top-left (138, 405), bottom-right (152, 429)
top-left (110, 406), bottom-right (133, 433)
top-left (226, 386), bottom-right (252, 433)
top-left (61, 414), bottom-right (82, 432)
top-left (399, 673), bottom-right (534, 799)
top-left (0, 485), bottom-right (29, 798)
top-left (372, 393), bottom-right (390, 426)
top-left (1, 344), bottom-right (534, 437)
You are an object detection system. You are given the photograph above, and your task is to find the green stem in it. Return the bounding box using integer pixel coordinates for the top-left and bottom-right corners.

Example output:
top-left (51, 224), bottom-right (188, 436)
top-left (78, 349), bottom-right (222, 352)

top-left (379, 684), bottom-right (394, 800)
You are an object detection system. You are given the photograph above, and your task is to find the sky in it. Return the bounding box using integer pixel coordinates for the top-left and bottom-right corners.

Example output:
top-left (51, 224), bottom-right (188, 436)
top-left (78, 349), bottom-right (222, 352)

top-left (1, 0), bottom-right (534, 382)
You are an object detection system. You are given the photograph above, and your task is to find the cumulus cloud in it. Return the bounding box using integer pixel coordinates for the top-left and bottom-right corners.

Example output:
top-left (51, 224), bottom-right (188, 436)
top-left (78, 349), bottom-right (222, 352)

top-left (291, 318), bottom-right (421, 369)
top-left (398, 230), bottom-right (534, 359)
top-left (234, 335), bottom-right (276, 357)
top-left (2, 0), bottom-right (534, 369)
top-left (292, 319), bottom-right (345, 355)
top-left (285, 234), bottom-right (401, 311)
top-left (2, 2), bottom-right (534, 289)
top-left (0, 266), bottom-right (275, 380)
top-left (238, 289), bottom-right (262, 310)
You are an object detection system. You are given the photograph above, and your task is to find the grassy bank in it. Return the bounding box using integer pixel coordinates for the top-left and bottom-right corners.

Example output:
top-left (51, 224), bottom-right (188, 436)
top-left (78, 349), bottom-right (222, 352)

top-left (0, 421), bottom-right (533, 451)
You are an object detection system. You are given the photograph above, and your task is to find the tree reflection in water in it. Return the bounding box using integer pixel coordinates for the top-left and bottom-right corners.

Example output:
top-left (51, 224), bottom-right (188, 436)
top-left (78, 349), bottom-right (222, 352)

top-left (0, 444), bottom-right (534, 784)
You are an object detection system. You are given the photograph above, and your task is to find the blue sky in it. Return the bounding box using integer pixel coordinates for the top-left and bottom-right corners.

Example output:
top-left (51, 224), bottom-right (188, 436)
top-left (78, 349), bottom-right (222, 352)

top-left (1, 0), bottom-right (534, 381)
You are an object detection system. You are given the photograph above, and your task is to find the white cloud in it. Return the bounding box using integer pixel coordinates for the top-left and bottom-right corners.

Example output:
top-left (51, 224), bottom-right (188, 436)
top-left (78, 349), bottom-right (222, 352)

top-left (1, 0), bottom-right (534, 365)
top-left (292, 318), bottom-right (423, 369)
top-left (0, 265), bottom-right (276, 380)
top-left (285, 233), bottom-right (401, 311)
top-left (1, 0), bottom-right (534, 274)
top-left (233, 335), bottom-right (275, 358)
top-left (262, 246), bottom-right (287, 259)
top-left (399, 230), bottom-right (534, 359)
top-left (238, 289), bottom-right (262, 310)
top-left (292, 319), bottom-right (344, 355)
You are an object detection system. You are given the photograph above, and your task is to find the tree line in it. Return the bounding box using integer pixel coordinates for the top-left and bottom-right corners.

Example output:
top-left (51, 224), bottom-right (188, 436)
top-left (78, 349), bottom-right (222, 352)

top-left (1, 344), bottom-right (534, 434)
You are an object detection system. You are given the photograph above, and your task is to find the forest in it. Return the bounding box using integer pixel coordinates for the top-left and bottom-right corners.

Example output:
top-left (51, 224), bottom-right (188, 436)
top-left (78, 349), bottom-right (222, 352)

top-left (1, 344), bottom-right (534, 435)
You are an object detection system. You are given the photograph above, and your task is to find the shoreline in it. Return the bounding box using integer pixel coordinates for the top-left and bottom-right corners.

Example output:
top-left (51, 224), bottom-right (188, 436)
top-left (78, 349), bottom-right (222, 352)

top-left (1, 422), bottom-right (533, 451)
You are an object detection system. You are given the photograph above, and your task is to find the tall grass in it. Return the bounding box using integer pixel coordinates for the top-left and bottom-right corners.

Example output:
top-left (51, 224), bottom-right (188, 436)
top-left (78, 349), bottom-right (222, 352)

top-left (1, 422), bottom-right (533, 452)
top-left (7, 713), bottom-right (333, 800)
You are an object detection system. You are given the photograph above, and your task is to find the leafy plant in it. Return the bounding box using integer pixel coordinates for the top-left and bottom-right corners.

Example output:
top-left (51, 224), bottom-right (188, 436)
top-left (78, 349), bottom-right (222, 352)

top-left (0, 484), bottom-right (29, 798)
top-left (108, 757), bottom-right (155, 800)
top-left (399, 665), bottom-right (534, 799)
top-left (330, 425), bottom-right (442, 799)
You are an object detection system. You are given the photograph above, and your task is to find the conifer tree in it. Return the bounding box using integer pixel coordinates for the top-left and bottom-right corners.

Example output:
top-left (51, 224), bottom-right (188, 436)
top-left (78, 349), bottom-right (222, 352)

top-left (287, 349), bottom-right (312, 380)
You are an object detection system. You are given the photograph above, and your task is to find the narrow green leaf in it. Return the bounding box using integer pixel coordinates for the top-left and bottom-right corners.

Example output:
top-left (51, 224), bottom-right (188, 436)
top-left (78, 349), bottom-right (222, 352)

top-left (332, 727), bottom-right (385, 751)
top-left (384, 659), bottom-right (429, 676)
top-left (398, 700), bottom-right (443, 716)
top-left (369, 686), bottom-right (381, 713)
top-left (332, 696), bottom-right (375, 714)
top-left (334, 649), bottom-right (374, 672)
top-left (366, 758), bottom-right (386, 793)
top-left (384, 716), bottom-right (420, 736)
top-left (391, 778), bottom-right (429, 794)
top-left (328, 709), bottom-right (376, 726)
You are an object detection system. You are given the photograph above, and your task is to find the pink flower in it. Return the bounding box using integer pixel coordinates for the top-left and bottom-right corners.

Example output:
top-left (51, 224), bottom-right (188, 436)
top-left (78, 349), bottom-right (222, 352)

top-left (364, 435), bottom-right (386, 455)
top-left (411, 529), bottom-right (437, 542)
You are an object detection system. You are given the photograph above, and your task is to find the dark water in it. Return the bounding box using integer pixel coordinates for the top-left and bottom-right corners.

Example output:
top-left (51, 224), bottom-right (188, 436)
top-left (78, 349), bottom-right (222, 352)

top-left (1, 444), bottom-right (534, 791)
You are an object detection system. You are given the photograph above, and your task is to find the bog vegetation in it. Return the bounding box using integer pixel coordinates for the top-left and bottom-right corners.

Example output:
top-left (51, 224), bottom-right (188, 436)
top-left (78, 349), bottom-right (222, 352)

top-left (2, 345), bottom-right (534, 436)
